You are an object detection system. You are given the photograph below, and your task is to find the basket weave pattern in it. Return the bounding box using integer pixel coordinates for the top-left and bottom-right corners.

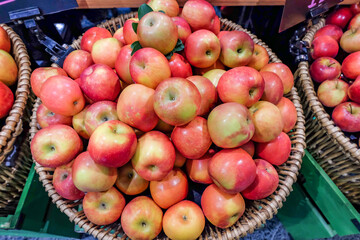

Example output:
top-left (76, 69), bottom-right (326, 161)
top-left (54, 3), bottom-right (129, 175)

top-left (29, 13), bottom-right (306, 240)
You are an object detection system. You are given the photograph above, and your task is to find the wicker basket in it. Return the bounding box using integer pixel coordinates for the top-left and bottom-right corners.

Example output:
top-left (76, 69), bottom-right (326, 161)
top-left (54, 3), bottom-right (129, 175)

top-left (29, 13), bottom-right (306, 240)
top-left (295, 18), bottom-right (360, 206)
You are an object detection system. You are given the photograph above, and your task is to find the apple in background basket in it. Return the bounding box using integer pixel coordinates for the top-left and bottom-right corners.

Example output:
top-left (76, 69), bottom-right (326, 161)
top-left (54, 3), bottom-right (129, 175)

top-left (30, 124), bottom-right (82, 168)
top-left (194, 59), bottom-right (226, 76)
top-left (347, 76), bottom-right (360, 104)
top-left (172, 16), bottom-right (192, 44)
top-left (184, 30), bottom-right (221, 68)
top-left (36, 103), bottom-right (72, 128)
top-left (241, 159), bottom-right (279, 200)
top-left (117, 84), bottom-right (159, 132)
top-left (340, 28), bottom-right (360, 53)
top-left (115, 44), bottom-right (133, 85)
top-left (181, 0), bottom-right (216, 31)
top-left (186, 151), bottom-right (214, 184)
top-left (218, 66), bottom-right (264, 107)
top-left (121, 196), bottom-right (163, 240)
top-left (30, 67), bottom-right (68, 97)
top-left (187, 76), bottom-right (217, 115)
top-left (163, 200), bottom-right (205, 240)
top-left (309, 57), bottom-right (341, 83)
top-left (84, 101), bottom-right (118, 136)
top-left (0, 26), bottom-right (11, 52)
top-left (317, 79), bottom-right (349, 108)
top-left (83, 187), bottom-right (125, 225)
top-left (91, 38), bottom-right (122, 68)
top-left (256, 132), bottom-right (291, 166)
top-left (209, 15), bottom-right (220, 35)
top-left (116, 162), bottom-right (149, 195)
top-left (63, 50), bottom-right (93, 79)
top-left (72, 106), bottom-right (90, 139)
top-left (0, 81), bottom-right (13, 119)
top-left (53, 160), bottom-right (84, 200)
top-left (310, 35), bottom-right (339, 59)
top-left (80, 27), bottom-right (112, 52)
top-left (130, 47), bottom-right (171, 89)
top-left (276, 97), bottom-right (297, 133)
top-left (123, 18), bottom-right (139, 45)
top-left (348, 13), bottom-right (360, 29)
top-left (351, 2), bottom-right (360, 14)
top-left (169, 53), bottom-right (192, 78)
top-left (113, 27), bottom-right (126, 45)
top-left (314, 24), bottom-right (343, 42)
top-left (0, 51), bottom-right (16, 87)
top-left (202, 69), bottom-right (226, 87)
top-left (326, 7), bottom-right (353, 29)
top-left (332, 102), bottom-right (360, 132)
top-left (260, 71), bottom-right (284, 105)
top-left (147, 0), bottom-right (179, 17)
top-left (201, 184), bottom-right (245, 229)
top-left (260, 62), bottom-right (294, 94)
top-left (247, 44), bottom-right (270, 71)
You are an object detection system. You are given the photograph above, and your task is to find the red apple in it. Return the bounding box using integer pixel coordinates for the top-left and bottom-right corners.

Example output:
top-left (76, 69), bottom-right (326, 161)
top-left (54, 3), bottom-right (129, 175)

top-left (80, 27), bottom-right (112, 52)
top-left (219, 31), bottom-right (254, 68)
top-left (181, 0), bottom-right (216, 31)
top-left (80, 64), bottom-right (121, 102)
top-left (310, 35), bottom-right (339, 59)
top-left (218, 30), bottom-right (230, 40)
top-left (53, 160), bottom-right (84, 200)
top-left (0, 26), bottom-right (11, 52)
top-left (0, 81), bottom-right (13, 119)
top-left (117, 84), bottom-right (159, 132)
top-left (332, 102), bottom-right (360, 132)
top-left (72, 106), bottom-right (90, 139)
top-left (202, 69), bottom-right (226, 87)
top-left (187, 76), bottom-right (217, 115)
top-left (169, 53), bottom-right (192, 78)
top-left (276, 97), bottom-right (297, 133)
top-left (201, 184), bottom-right (245, 229)
top-left (314, 24), bottom-right (343, 42)
top-left (256, 132), bottom-right (291, 166)
top-left (83, 187), bottom-right (125, 225)
top-left (342, 51), bottom-right (360, 79)
top-left (153, 77), bottom-right (201, 126)
top-left (218, 66), bottom-right (264, 107)
top-left (209, 15), bottom-right (220, 35)
top-left (174, 150), bottom-right (186, 168)
top-left (123, 18), bottom-right (139, 45)
top-left (260, 62), bottom-right (294, 94)
top-left (240, 140), bottom-right (255, 157)
top-left (72, 151), bottom-right (117, 192)
top-left (184, 30), bottom-right (221, 68)
top-left (260, 71), bottom-right (284, 105)
top-left (115, 44), bottom-right (133, 85)
top-left (84, 101), bottom-right (118, 135)
top-left (163, 200), bottom-right (205, 240)
top-left (317, 79), bottom-right (349, 107)
top-left (309, 57), bottom-right (341, 83)
top-left (241, 159), bottom-right (279, 200)
top-left (348, 76), bottom-right (360, 103)
top-left (326, 7), bottom-right (353, 29)
top-left (0, 50), bottom-right (17, 86)
top-left (172, 16), bottom-right (192, 44)
top-left (186, 151), bottom-right (213, 184)
top-left (30, 67), bottom-right (67, 97)
top-left (155, 119), bottom-right (174, 132)
top-left (113, 27), bottom-right (126, 45)
top-left (116, 162), bottom-right (149, 195)
top-left (194, 59), bottom-right (226, 76)
top-left (36, 103), bottom-right (72, 128)
top-left (247, 44), bottom-right (270, 70)
top-left (351, 2), bottom-right (360, 14)
top-left (340, 28), bottom-right (360, 53)
top-left (30, 124), bottom-right (82, 168)
top-left (121, 196), bottom-right (163, 240)
top-left (147, 0), bottom-right (179, 17)
top-left (130, 47), bottom-right (171, 89)
top-left (63, 50), bottom-right (93, 79)
top-left (91, 38), bottom-right (122, 68)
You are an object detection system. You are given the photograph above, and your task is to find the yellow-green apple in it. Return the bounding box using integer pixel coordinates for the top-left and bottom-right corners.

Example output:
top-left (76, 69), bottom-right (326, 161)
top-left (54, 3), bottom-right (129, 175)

top-left (247, 44), bottom-right (270, 70)
top-left (163, 200), bottom-right (205, 240)
top-left (310, 35), bottom-right (339, 59)
top-left (181, 0), bottom-right (216, 31)
top-left (155, 119), bottom-right (174, 132)
top-left (130, 48), bottom-right (171, 89)
top-left (240, 140), bottom-right (255, 157)
top-left (276, 97), bottom-right (297, 133)
top-left (83, 187), bottom-right (125, 225)
top-left (332, 102), bottom-right (360, 132)
top-left (187, 76), bottom-right (217, 115)
top-left (132, 131), bottom-right (175, 181)
top-left (147, 0), bottom-right (179, 17)
top-left (80, 64), bottom-right (121, 102)
top-left (91, 38), bottom-right (122, 68)
top-left (317, 79), bottom-right (349, 107)
top-left (314, 24), bottom-right (343, 42)
top-left (256, 132), bottom-right (291, 166)
top-left (260, 71), bottom-right (284, 105)
top-left (80, 27), bottom-right (112, 52)
top-left (154, 77), bottom-right (201, 126)
top-left (117, 84), bottom-right (159, 132)
top-left (72, 106), bottom-right (90, 139)
top-left (72, 151), bottom-right (117, 192)
top-left (184, 30), bottom-right (221, 68)
top-left (31, 124), bottom-right (82, 167)
top-left (260, 62), bottom-right (294, 94)
top-left (242, 159), bottom-right (279, 200)
top-left (207, 102), bottom-right (255, 148)
top-left (340, 28), bottom-right (360, 53)
top-left (186, 151), bottom-right (213, 184)
top-left (172, 16), bottom-right (192, 44)
top-left (209, 15), bottom-right (220, 35)
top-left (171, 116), bottom-right (212, 159)
top-left (194, 59), bottom-right (226, 75)
top-left (0, 81), bottom-right (13, 119)
top-left (63, 50), bottom-right (93, 79)
top-left (53, 160), bottom-right (84, 200)
top-left (0, 50), bottom-right (17, 86)
top-left (218, 66), bottom-right (264, 107)
top-left (115, 44), bottom-right (133, 84)
top-left (326, 7), bottom-right (353, 29)
top-left (40, 75), bottom-right (85, 116)
top-left (351, 3), bottom-right (360, 14)
top-left (0, 27), bottom-right (10, 52)
top-left (249, 101), bottom-right (284, 142)
top-left (84, 101), bottom-right (118, 135)
top-left (342, 51), bottom-right (360, 79)
top-left (116, 162), bottom-right (149, 195)
top-left (137, 12), bottom-right (178, 55)
top-left (113, 27), bottom-right (126, 45)
top-left (219, 31), bottom-right (254, 68)
top-left (88, 120), bottom-right (137, 168)
top-left (169, 53), bottom-right (193, 78)
top-left (203, 69), bottom-right (226, 87)
top-left (348, 76), bottom-right (360, 103)
top-left (309, 57), bottom-right (341, 83)
top-left (174, 150), bottom-right (186, 168)
top-left (201, 184), bottom-right (245, 228)
top-left (208, 148), bottom-right (256, 193)
top-left (36, 103), bottom-right (72, 128)
top-left (349, 13), bottom-right (360, 30)
top-left (150, 168), bottom-right (188, 209)
top-left (123, 18), bottom-right (139, 45)
top-left (30, 67), bottom-right (67, 97)
top-left (121, 196), bottom-right (163, 240)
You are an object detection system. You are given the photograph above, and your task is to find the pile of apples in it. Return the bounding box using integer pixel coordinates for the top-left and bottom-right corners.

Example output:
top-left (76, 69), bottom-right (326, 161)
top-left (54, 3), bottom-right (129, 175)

top-left (309, 2), bottom-right (360, 137)
top-left (30, 0), bottom-right (297, 239)
top-left (0, 26), bottom-right (17, 121)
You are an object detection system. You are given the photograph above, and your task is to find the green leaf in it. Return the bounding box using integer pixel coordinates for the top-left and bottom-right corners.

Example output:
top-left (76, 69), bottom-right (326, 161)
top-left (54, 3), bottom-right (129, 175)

top-left (173, 39), bottom-right (184, 52)
top-left (165, 51), bottom-right (174, 60)
top-left (159, 10), bottom-right (165, 14)
top-left (138, 4), bottom-right (153, 20)
top-left (132, 22), bottom-right (138, 34)
top-left (131, 41), bottom-right (142, 56)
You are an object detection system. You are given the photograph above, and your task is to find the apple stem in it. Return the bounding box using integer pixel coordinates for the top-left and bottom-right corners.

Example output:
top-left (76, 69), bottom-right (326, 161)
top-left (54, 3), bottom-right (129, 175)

top-left (350, 103), bottom-right (353, 114)
top-left (328, 63), bottom-right (335, 67)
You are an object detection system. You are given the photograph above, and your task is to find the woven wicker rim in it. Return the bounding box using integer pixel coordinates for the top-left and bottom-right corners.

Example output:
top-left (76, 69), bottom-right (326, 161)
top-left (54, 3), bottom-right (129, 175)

top-left (0, 24), bottom-right (31, 164)
top-left (29, 13), bottom-right (306, 240)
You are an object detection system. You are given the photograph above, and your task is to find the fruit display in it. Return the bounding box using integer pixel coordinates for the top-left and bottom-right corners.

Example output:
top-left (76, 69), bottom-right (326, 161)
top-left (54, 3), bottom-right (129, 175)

top-left (29, 1), bottom-right (302, 239)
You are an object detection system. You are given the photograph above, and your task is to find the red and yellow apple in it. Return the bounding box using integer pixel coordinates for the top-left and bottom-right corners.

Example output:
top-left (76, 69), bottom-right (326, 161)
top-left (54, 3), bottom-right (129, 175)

top-left (116, 162), bottom-right (149, 195)
top-left (63, 50), bottom-right (94, 79)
